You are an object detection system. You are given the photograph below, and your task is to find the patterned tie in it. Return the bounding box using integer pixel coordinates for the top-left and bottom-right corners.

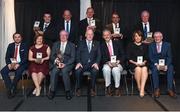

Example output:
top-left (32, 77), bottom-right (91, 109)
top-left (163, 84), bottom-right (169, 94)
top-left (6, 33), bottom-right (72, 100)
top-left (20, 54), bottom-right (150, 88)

top-left (14, 44), bottom-right (19, 61)
top-left (88, 41), bottom-right (91, 53)
top-left (144, 23), bottom-right (147, 38)
top-left (107, 42), bottom-right (112, 56)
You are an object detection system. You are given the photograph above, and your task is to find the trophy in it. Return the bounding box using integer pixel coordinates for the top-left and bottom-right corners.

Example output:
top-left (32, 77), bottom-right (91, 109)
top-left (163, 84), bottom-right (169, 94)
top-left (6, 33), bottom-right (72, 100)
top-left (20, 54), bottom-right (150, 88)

top-left (145, 32), bottom-right (154, 43)
top-left (110, 55), bottom-right (118, 67)
top-left (36, 52), bottom-right (42, 64)
top-left (56, 51), bottom-right (64, 67)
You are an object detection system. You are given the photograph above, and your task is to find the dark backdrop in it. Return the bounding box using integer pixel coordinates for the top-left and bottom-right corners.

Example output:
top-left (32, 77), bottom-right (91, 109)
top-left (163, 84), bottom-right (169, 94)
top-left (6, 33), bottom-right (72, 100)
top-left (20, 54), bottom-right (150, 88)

top-left (15, 0), bottom-right (180, 75)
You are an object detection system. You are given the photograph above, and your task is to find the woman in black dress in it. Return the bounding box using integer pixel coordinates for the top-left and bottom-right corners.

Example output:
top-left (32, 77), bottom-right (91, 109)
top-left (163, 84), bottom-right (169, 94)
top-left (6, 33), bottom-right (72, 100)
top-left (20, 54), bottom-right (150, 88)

top-left (127, 30), bottom-right (148, 98)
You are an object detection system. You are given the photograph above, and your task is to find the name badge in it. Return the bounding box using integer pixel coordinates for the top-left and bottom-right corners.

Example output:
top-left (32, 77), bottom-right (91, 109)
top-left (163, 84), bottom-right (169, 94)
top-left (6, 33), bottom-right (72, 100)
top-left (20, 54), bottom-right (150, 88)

top-left (36, 52), bottom-right (42, 59)
top-left (10, 58), bottom-right (17, 64)
top-left (90, 20), bottom-right (96, 26)
top-left (34, 21), bottom-right (40, 27)
top-left (147, 32), bottom-right (153, 38)
top-left (159, 59), bottom-right (165, 66)
top-left (114, 28), bottom-right (120, 34)
top-left (137, 56), bottom-right (143, 64)
top-left (111, 55), bottom-right (117, 63)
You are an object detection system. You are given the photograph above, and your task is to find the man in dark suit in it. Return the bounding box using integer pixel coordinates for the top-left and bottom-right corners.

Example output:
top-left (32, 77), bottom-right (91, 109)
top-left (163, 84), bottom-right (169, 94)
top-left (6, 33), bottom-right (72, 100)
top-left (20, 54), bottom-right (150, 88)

top-left (105, 12), bottom-right (125, 41)
top-left (1, 33), bottom-right (28, 99)
top-left (149, 31), bottom-right (175, 98)
top-left (101, 29), bottom-right (125, 96)
top-left (134, 10), bottom-right (155, 44)
top-left (34, 12), bottom-right (57, 47)
top-left (56, 10), bottom-right (78, 45)
top-left (75, 28), bottom-right (101, 96)
top-left (79, 7), bottom-right (101, 41)
top-left (47, 30), bottom-right (75, 100)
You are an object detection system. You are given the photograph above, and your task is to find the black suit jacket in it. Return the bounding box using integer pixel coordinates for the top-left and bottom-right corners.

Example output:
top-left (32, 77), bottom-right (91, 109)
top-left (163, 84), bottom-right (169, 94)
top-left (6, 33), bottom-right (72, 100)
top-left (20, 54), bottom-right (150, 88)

top-left (56, 19), bottom-right (78, 45)
top-left (100, 40), bottom-right (125, 67)
top-left (79, 18), bottom-right (102, 41)
top-left (76, 40), bottom-right (101, 66)
top-left (39, 21), bottom-right (57, 47)
top-left (49, 41), bottom-right (76, 70)
top-left (5, 42), bottom-right (28, 66)
top-left (134, 21), bottom-right (155, 40)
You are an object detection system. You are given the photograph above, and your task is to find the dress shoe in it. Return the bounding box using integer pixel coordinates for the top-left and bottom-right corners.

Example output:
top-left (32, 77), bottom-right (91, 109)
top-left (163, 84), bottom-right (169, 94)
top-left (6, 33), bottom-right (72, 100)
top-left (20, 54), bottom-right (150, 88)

top-left (35, 87), bottom-right (41, 96)
top-left (66, 91), bottom-right (72, 100)
top-left (114, 88), bottom-right (121, 96)
top-left (76, 89), bottom-right (81, 97)
top-left (91, 89), bottom-right (96, 97)
top-left (168, 90), bottom-right (176, 98)
top-left (154, 88), bottom-right (160, 98)
top-left (106, 86), bottom-right (112, 96)
top-left (139, 91), bottom-right (145, 98)
top-left (7, 90), bottom-right (12, 99)
top-left (47, 90), bottom-right (55, 100)
top-left (32, 88), bottom-right (37, 95)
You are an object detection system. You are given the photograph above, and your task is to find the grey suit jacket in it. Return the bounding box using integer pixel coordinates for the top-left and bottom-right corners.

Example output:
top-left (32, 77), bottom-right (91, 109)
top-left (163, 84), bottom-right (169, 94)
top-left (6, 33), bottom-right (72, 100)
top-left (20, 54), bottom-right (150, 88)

top-left (49, 41), bottom-right (76, 70)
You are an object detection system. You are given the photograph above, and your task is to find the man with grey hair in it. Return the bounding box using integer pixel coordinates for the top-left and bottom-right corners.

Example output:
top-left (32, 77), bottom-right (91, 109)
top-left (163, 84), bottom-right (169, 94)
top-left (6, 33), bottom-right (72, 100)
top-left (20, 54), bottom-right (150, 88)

top-left (149, 31), bottom-right (175, 98)
top-left (48, 30), bottom-right (75, 100)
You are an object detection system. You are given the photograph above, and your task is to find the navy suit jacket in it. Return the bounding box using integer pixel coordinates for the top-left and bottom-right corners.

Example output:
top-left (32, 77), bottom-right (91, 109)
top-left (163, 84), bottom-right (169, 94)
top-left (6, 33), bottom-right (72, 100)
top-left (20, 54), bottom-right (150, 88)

top-left (56, 19), bottom-right (78, 45)
top-left (76, 40), bottom-right (101, 66)
top-left (149, 41), bottom-right (172, 67)
top-left (5, 42), bottom-right (28, 66)
top-left (100, 40), bottom-right (125, 67)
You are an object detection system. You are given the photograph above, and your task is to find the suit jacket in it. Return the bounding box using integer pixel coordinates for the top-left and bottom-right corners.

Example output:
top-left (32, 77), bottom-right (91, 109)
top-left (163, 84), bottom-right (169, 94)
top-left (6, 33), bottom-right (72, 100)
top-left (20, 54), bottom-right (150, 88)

top-left (5, 42), bottom-right (28, 66)
top-left (49, 41), bottom-right (75, 70)
top-left (56, 19), bottom-right (78, 45)
top-left (76, 40), bottom-right (101, 66)
top-left (79, 18), bottom-right (102, 41)
top-left (149, 41), bottom-right (172, 67)
top-left (39, 21), bottom-right (57, 47)
top-left (134, 21), bottom-right (155, 40)
top-left (100, 40), bottom-right (125, 67)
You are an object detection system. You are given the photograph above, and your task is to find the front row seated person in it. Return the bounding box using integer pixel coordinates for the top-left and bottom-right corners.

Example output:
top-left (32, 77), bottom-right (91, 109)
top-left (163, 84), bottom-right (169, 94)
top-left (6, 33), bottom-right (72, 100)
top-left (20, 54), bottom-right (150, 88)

top-left (101, 29), bottom-right (124, 96)
top-left (1, 33), bottom-right (28, 99)
top-left (127, 30), bottom-right (148, 98)
top-left (149, 31), bottom-right (175, 98)
top-left (75, 28), bottom-right (101, 97)
top-left (28, 35), bottom-right (51, 96)
top-left (47, 30), bottom-right (75, 100)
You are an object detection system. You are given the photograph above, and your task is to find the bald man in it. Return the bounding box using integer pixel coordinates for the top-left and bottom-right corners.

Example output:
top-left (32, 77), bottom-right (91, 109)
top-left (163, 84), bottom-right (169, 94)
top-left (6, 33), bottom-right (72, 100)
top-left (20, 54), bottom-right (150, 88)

top-left (57, 9), bottom-right (78, 45)
top-left (149, 31), bottom-right (175, 98)
top-left (48, 30), bottom-right (75, 100)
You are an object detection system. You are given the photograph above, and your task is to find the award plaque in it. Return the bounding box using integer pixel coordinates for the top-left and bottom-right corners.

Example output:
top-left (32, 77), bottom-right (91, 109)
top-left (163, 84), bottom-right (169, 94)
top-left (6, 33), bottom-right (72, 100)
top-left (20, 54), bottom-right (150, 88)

top-left (34, 21), bottom-right (40, 28)
top-left (110, 55), bottom-right (118, 67)
top-left (36, 52), bottom-right (42, 64)
top-left (90, 20), bottom-right (96, 26)
top-left (10, 58), bottom-right (17, 64)
top-left (137, 56), bottom-right (143, 64)
top-left (145, 32), bottom-right (154, 43)
top-left (114, 28), bottom-right (120, 34)
top-left (159, 59), bottom-right (165, 66)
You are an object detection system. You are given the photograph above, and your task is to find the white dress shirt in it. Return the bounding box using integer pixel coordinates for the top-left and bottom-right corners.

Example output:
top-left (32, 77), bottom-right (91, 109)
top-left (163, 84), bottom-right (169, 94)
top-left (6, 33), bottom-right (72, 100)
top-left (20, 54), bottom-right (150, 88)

top-left (142, 22), bottom-right (150, 32)
top-left (106, 40), bottom-right (114, 56)
top-left (64, 20), bottom-right (71, 33)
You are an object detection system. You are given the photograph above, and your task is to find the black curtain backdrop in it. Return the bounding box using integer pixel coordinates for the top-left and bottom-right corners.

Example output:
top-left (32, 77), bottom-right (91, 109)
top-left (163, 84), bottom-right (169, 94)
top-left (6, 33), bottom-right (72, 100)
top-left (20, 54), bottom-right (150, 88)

top-left (15, 0), bottom-right (180, 75)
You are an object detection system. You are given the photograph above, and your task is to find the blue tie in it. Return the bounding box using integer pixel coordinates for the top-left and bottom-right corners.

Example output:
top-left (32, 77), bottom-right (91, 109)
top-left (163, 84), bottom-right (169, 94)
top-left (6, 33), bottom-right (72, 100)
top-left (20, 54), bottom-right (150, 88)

top-left (144, 24), bottom-right (147, 38)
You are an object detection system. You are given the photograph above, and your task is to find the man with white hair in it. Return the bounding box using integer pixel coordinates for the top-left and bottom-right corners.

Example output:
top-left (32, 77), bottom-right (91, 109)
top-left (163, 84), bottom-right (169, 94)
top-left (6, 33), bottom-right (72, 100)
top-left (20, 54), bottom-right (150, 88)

top-left (149, 31), bottom-right (175, 98)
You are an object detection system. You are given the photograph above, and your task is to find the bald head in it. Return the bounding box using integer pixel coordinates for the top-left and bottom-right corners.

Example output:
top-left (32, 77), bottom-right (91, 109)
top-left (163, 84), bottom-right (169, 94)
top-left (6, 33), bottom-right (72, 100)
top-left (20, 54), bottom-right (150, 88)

top-left (141, 10), bottom-right (150, 23)
top-left (85, 28), bottom-right (94, 41)
top-left (59, 30), bottom-right (69, 42)
top-left (153, 31), bottom-right (163, 43)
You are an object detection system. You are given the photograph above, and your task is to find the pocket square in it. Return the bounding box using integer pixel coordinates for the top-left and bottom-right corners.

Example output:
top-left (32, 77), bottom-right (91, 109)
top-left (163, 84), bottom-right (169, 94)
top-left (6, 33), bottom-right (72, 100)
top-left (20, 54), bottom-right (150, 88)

top-left (21, 49), bottom-right (24, 51)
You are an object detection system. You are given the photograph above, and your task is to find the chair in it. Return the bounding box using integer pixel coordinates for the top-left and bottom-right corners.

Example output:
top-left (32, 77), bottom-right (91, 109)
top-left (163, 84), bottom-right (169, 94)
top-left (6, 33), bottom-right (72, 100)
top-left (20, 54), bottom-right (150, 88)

top-left (119, 70), bottom-right (129, 95)
top-left (129, 69), bottom-right (153, 95)
top-left (8, 70), bottom-right (28, 97)
top-left (149, 70), bottom-right (177, 96)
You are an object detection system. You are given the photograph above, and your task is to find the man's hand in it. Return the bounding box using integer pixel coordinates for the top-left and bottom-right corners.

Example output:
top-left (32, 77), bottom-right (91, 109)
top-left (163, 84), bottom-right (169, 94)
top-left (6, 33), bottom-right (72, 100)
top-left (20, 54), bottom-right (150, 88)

top-left (92, 63), bottom-right (99, 70)
top-left (8, 64), bottom-right (13, 70)
top-left (57, 63), bottom-right (65, 69)
top-left (14, 64), bottom-right (20, 70)
top-left (75, 63), bottom-right (83, 70)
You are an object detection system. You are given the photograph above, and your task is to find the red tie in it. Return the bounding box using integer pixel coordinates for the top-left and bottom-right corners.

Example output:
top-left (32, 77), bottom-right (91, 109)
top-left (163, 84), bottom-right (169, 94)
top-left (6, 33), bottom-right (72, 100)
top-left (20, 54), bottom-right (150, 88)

top-left (107, 42), bottom-right (112, 56)
top-left (14, 45), bottom-right (19, 60)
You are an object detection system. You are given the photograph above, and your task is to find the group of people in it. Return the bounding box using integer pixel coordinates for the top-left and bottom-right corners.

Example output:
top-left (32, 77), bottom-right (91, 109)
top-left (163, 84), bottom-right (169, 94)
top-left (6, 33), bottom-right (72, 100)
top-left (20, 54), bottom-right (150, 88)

top-left (0, 7), bottom-right (175, 100)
